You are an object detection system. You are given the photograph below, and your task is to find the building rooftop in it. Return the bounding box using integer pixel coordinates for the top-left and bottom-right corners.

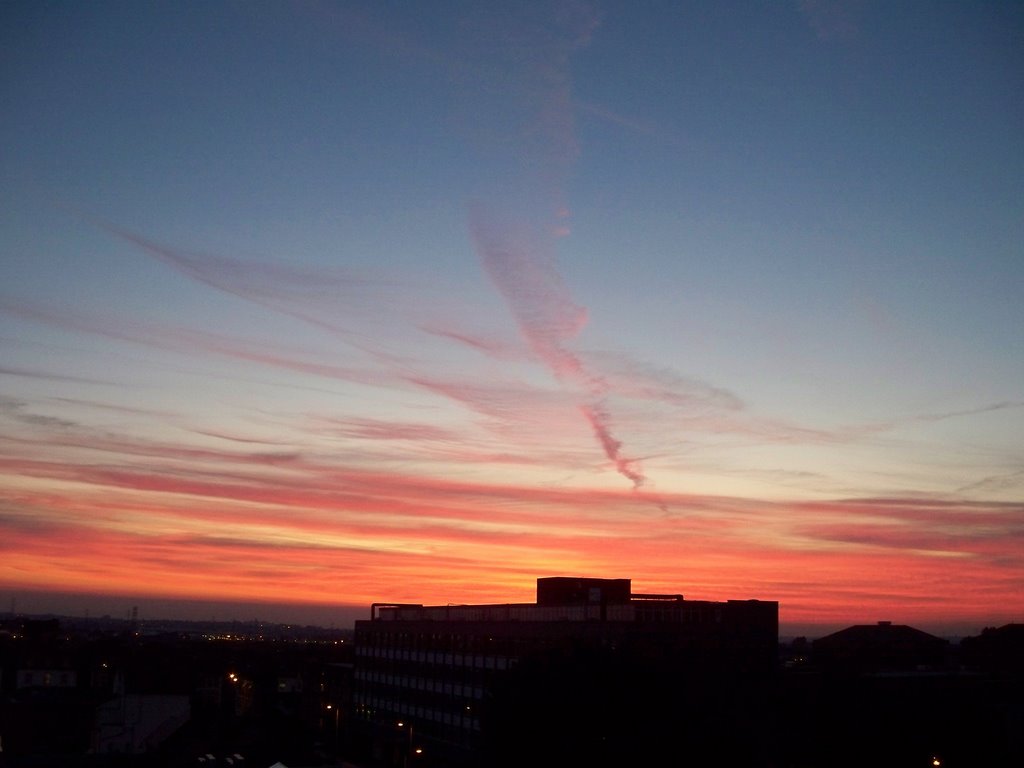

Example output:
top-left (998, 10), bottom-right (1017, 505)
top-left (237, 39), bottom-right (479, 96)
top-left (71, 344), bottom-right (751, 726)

top-left (369, 576), bottom-right (775, 623)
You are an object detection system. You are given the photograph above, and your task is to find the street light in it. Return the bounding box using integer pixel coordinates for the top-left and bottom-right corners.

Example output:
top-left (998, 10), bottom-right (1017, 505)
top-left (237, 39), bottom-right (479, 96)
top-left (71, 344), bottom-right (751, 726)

top-left (325, 704), bottom-right (340, 752)
top-left (396, 721), bottom-right (422, 766)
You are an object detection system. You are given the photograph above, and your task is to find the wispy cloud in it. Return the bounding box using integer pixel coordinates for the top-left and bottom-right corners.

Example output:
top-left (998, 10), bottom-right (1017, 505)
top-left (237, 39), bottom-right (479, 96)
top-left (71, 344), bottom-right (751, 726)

top-left (470, 208), bottom-right (647, 488)
top-left (0, 366), bottom-right (112, 386)
top-left (956, 468), bottom-right (1024, 496)
top-left (3, 0), bottom-right (1019, 632)
top-left (0, 297), bottom-right (398, 388)
top-left (2, 432), bottom-right (1021, 623)
top-left (0, 396), bottom-right (79, 430)
top-left (418, 325), bottom-right (525, 361)
top-left (312, 416), bottom-right (464, 443)
top-left (92, 220), bottom-right (413, 362)
top-left (914, 400), bottom-right (1024, 424)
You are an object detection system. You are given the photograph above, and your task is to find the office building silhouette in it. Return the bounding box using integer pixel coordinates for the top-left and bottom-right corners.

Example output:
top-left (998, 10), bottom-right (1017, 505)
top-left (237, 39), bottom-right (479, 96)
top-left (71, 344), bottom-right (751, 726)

top-left (352, 577), bottom-right (777, 766)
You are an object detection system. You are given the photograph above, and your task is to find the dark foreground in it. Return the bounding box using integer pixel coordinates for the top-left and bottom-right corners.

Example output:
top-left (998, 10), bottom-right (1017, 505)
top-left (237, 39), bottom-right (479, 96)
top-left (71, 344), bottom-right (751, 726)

top-left (1, 616), bottom-right (1020, 767)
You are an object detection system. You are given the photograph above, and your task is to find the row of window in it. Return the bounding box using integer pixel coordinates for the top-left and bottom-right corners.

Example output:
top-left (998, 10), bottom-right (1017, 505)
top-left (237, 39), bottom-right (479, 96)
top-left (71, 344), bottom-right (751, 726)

top-left (356, 652), bottom-right (506, 690)
top-left (356, 646), bottom-right (513, 670)
top-left (354, 694), bottom-right (482, 734)
top-left (357, 629), bottom-right (538, 655)
top-left (17, 670), bottom-right (76, 688)
top-left (635, 606), bottom-right (722, 623)
top-left (355, 667), bottom-right (485, 700)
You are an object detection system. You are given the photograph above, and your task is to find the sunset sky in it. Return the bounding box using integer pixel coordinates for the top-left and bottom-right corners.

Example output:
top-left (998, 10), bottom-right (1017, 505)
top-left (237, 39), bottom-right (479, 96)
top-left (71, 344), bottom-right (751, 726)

top-left (1, 1), bottom-right (1022, 634)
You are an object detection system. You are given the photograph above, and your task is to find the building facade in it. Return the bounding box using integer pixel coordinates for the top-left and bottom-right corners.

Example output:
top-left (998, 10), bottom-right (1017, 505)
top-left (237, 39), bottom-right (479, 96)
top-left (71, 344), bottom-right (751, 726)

top-left (352, 577), bottom-right (778, 767)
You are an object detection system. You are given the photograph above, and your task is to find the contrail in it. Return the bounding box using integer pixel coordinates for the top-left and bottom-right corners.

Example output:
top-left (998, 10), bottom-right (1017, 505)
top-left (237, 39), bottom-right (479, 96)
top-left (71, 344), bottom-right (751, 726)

top-left (580, 403), bottom-right (645, 488)
top-left (458, 3), bottom-right (646, 490)
top-left (470, 208), bottom-right (646, 489)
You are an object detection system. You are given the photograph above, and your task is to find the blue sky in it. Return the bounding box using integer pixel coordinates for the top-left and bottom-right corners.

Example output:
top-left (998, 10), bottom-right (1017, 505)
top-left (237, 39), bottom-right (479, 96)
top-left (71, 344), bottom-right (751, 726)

top-left (1, 1), bottom-right (1022, 630)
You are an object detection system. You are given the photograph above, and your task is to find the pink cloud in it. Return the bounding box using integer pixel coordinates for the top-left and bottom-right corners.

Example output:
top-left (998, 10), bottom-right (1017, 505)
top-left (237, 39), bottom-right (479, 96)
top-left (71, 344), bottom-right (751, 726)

top-left (471, 208), bottom-right (589, 375)
top-left (312, 416), bottom-right (464, 443)
top-left (418, 325), bottom-right (525, 361)
top-left (2, 435), bottom-right (1021, 628)
top-left (579, 403), bottom-right (644, 487)
top-left (0, 297), bottom-right (399, 388)
top-left (470, 208), bottom-right (647, 488)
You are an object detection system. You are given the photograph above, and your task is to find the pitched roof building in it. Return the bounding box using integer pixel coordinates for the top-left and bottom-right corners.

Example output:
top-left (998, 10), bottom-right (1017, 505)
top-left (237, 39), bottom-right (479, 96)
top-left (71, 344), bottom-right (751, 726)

top-left (812, 621), bottom-right (949, 672)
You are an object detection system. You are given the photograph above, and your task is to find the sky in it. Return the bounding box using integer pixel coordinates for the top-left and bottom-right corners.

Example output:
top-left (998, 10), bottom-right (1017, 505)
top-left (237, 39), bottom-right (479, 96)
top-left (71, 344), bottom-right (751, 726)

top-left (1, 0), bottom-right (1022, 635)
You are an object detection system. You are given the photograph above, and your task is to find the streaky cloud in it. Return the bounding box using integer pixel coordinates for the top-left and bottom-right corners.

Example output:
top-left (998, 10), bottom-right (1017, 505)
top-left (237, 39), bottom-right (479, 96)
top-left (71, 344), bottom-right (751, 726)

top-left (914, 400), bottom-right (1024, 423)
top-left (955, 468), bottom-right (1024, 495)
top-left (0, 297), bottom-right (398, 389)
top-left (418, 324), bottom-right (525, 361)
top-left (313, 416), bottom-right (464, 443)
top-left (579, 350), bottom-right (745, 411)
top-left (92, 219), bottom-right (413, 364)
top-left (0, 365), bottom-right (112, 386)
top-left (470, 206), bottom-right (646, 488)
top-left (189, 428), bottom-right (291, 446)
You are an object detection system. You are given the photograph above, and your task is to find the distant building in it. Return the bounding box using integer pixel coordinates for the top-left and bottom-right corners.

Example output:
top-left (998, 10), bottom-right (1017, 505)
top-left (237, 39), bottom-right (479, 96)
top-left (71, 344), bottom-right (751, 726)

top-left (781, 622), bottom-right (1020, 766)
top-left (15, 667), bottom-right (77, 689)
top-left (92, 693), bottom-right (190, 754)
top-left (959, 623), bottom-right (1024, 675)
top-left (352, 577), bottom-right (778, 767)
top-left (813, 621), bottom-right (949, 672)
